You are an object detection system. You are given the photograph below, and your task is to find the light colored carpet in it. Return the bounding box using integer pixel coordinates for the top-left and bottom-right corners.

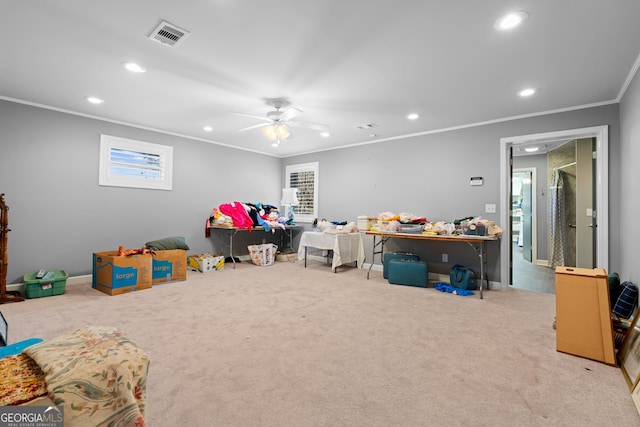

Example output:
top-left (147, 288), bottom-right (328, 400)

top-left (2, 260), bottom-right (638, 426)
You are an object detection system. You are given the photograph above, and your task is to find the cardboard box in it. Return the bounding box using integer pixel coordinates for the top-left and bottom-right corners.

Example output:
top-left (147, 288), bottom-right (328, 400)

top-left (152, 249), bottom-right (187, 284)
top-left (188, 253), bottom-right (225, 272)
top-left (555, 266), bottom-right (615, 365)
top-left (93, 251), bottom-right (152, 296)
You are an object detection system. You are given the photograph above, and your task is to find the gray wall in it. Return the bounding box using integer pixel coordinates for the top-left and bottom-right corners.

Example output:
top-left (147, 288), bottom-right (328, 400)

top-left (1, 94), bottom-right (629, 286)
top-left (284, 104), bottom-right (621, 284)
top-left (620, 69), bottom-right (640, 284)
top-left (0, 100), bottom-right (282, 283)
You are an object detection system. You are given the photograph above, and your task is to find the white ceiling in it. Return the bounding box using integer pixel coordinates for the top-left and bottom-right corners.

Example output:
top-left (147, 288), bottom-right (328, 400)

top-left (2, 1), bottom-right (639, 158)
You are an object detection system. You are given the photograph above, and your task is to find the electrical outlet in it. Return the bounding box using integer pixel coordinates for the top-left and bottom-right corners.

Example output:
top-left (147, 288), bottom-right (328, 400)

top-left (485, 204), bottom-right (496, 213)
top-left (442, 253), bottom-right (448, 263)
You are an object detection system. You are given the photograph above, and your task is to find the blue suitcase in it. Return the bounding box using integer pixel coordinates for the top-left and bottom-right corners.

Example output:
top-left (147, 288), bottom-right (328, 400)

top-left (388, 259), bottom-right (428, 288)
top-left (383, 252), bottom-right (419, 279)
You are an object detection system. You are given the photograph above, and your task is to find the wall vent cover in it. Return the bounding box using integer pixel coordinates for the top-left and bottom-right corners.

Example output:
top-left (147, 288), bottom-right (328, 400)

top-left (356, 123), bottom-right (378, 130)
top-left (148, 20), bottom-right (190, 47)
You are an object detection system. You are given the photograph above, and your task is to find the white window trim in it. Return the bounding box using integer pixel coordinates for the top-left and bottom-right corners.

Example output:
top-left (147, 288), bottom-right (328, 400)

top-left (285, 162), bottom-right (318, 223)
top-left (99, 134), bottom-right (173, 191)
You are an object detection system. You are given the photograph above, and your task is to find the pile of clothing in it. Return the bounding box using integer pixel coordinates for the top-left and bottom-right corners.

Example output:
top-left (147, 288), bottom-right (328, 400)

top-left (368, 211), bottom-right (503, 236)
top-left (206, 201), bottom-right (289, 236)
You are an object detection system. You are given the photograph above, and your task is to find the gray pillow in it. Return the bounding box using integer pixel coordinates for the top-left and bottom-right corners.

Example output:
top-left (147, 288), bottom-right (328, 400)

top-left (145, 236), bottom-right (190, 251)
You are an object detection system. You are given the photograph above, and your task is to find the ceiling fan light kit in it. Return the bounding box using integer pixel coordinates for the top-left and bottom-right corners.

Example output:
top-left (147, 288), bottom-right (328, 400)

top-left (232, 99), bottom-right (329, 145)
top-left (263, 123), bottom-right (291, 141)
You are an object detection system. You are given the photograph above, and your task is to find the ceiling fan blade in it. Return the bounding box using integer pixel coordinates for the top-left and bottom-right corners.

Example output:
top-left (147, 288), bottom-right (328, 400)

top-left (229, 112), bottom-right (271, 122)
top-left (236, 122), bottom-right (268, 132)
top-left (287, 120), bottom-right (329, 133)
top-left (279, 107), bottom-right (302, 122)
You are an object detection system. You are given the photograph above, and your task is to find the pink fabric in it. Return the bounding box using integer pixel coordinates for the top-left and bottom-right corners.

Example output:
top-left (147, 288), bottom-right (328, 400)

top-left (219, 202), bottom-right (253, 230)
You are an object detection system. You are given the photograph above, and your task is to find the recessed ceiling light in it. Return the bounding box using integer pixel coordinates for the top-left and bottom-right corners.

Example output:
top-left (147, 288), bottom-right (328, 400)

top-left (320, 132), bottom-right (330, 138)
top-left (520, 144), bottom-right (545, 153)
top-left (122, 62), bottom-right (146, 73)
top-left (518, 88), bottom-right (536, 97)
top-left (494, 11), bottom-right (528, 31)
top-left (203, 126), bottom-right (213, 132)
top-left (85, 96), bottom-right (104, 104)
top-left (407, 113), bottom-right (419, 120)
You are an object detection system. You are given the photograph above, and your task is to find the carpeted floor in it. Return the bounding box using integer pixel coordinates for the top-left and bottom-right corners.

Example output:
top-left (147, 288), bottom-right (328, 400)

top-left (2, 260), bottom-right (638, 426)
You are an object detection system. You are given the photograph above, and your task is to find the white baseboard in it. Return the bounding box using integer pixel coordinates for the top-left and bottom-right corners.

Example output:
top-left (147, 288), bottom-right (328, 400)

top-left (7, 262), bottom-right (504, 295)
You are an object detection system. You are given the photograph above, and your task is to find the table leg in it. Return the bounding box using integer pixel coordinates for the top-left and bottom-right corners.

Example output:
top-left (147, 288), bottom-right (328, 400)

top-left (367, 235), bottom-right (386, 279)
top-left (479, 242), bottom-right (484, 299)
top-left (230, 231), bottom-right (236, 269)
top-left (482, 241), bottom-right (489, 297)
top-left (289, 228), bottom-right (293, 251)
top-left (367, 235), bottom-right (376, 279)
top-left (467, 241), bottom-right (486, 299)
top-left (304, 246), bottom-right (307, 268)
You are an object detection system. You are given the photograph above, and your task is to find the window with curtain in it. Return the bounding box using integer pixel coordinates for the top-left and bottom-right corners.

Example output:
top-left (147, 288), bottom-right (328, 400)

top-left (285, 162), bottom-right (318, 223)
top-left (99, 134), bottom-right (173, 190)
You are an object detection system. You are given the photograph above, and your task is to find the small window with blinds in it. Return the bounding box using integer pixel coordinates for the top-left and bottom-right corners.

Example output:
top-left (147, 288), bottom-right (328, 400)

top-left (286, 162), bottom-right (318, 223)
top-left (99, 134), bottom-right (173, 190)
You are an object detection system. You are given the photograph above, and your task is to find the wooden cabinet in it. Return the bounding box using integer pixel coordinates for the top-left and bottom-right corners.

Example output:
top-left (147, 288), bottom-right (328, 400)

top-left (555, 266), bottom-right (616, 365)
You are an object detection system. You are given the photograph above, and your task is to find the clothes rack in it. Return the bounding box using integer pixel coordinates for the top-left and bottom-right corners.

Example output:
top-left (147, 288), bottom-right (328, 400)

top-left (554, 161), bottom-right (576, 170)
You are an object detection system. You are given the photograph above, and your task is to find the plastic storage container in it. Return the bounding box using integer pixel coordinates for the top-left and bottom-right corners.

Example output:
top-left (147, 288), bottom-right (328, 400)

top-left (24, 270), bottom-right (68, 298)
top-left (377, 220), bottom-right (400, 232)
top-left (357, 215), bottom-right (377, 231)
top-left (398, 223), bottom-right (423, 234)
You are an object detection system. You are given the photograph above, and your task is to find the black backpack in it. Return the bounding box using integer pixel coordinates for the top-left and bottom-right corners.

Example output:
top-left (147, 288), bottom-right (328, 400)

top-left (609, 272), bottom-right (621, 307)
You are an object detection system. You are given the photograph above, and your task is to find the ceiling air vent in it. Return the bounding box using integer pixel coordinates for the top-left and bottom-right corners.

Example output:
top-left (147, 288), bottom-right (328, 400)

top-left (356, 123), bottom-right (378, 130)
top-left (148, 20), bottom-right (190, 47)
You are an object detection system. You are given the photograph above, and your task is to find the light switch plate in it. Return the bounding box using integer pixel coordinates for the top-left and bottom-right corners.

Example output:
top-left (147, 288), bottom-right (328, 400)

top-left (485, 204), bottom-right (496, 213)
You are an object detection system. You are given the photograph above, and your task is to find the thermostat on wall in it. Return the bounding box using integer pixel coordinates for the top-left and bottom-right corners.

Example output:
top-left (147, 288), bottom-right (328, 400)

top-left (470, 177), bottom-right (483, 186)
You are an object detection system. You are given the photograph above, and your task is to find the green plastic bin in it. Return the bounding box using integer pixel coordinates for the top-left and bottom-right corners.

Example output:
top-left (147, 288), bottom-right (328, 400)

top-left (23, 270), bottom-right (68, 299)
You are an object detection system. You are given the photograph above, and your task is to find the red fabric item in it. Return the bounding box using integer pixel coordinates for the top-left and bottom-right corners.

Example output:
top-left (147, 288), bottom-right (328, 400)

top-left (219, 202), bottom-right (253, 230)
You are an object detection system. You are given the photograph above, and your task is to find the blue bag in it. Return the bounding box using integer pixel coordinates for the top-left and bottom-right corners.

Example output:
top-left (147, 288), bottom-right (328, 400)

top-left (450, 264), bottom-right (477, 290)
top-left (383, 252), bottom-right (418, 279)
top-left (612, 281), bottom-right (638, 319)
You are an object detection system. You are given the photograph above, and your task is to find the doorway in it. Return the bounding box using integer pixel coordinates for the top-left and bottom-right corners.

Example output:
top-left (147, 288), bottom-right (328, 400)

top-left (499, 126), bottom-right (609, 291)
top-left (511, 168), bottom-right (556, 293)
top-left (512, 169), bottom-right (534, 263)
top-left (547, 138), bottom-right (596, 269)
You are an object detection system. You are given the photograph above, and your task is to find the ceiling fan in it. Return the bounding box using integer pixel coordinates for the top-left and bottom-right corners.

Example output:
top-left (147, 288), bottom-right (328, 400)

top-left (231, 99), bottom-right (330, 146)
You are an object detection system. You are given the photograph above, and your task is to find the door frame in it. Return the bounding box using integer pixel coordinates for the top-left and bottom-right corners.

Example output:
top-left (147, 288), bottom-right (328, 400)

top-left (499, 125), bottom-right (609, 289)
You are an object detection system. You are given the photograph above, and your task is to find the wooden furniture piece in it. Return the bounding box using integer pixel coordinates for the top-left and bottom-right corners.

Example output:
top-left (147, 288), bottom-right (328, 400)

top-left (297, 231), bottom-right (365, 272)
top-left (618, 314), bottom-right (640, 389)
top-left (209, 225), bottom-right (299, 269)
top-left (365, 231), bottom-right (499, 299)
top-left (555, 266), bottom-right (615, 365)
top-left (1, 194), bottom-right (24, 304)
